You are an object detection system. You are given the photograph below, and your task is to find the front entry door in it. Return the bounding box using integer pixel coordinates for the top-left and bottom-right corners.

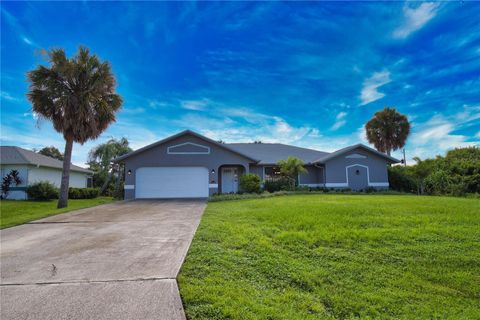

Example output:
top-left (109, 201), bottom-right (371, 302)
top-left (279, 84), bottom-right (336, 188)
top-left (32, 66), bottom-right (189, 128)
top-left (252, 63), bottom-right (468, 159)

top-left (221, 167), bottom-right (239, 193)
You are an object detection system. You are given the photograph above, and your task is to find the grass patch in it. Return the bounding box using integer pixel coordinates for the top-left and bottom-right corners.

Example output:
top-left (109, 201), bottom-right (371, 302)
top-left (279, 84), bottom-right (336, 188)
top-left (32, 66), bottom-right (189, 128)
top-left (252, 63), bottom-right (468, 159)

top-left (179, 194), bottom-right (480, 319)
top-left (0, 197), bottom-right (114, 229)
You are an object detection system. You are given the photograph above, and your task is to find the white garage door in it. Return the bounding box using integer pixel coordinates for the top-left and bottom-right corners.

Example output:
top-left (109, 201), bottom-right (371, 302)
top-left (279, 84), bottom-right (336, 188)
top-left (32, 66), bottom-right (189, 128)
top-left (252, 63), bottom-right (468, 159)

top-left (135, 167), bottom-right (209, 199)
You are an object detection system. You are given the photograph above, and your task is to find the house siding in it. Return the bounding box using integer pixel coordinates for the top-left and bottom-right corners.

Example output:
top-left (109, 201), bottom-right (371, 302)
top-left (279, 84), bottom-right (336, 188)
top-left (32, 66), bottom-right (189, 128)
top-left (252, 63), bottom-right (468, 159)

top-left (29, 166), bottom-right (87, 188)
top-left (122, 133), bottom-right (252, 199)
top-left (249, 165), bottom-right (264, 179)
top-left (324, 148), bottom-right (389, 189)
top-left (1, 165), bottom-right (88, 200)
top-left (299, 165), bottom-right (325, 186)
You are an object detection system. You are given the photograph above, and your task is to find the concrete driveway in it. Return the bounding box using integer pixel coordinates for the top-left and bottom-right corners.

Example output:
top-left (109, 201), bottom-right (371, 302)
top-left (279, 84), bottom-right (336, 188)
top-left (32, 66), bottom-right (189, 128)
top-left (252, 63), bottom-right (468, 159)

top-left (0, 199), bottom-right (206, 320)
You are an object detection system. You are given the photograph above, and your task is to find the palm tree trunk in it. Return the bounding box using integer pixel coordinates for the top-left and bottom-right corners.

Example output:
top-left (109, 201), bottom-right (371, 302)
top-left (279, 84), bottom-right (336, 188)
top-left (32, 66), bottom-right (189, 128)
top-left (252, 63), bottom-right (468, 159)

top-left (100, 170), bottom-right (114, 195)
top-left (57, 138), bottom-right (73, 208)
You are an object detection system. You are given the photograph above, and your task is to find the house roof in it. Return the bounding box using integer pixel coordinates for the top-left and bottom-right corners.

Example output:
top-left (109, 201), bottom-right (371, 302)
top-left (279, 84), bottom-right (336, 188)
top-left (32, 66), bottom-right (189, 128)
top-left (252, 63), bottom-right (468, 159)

top-left (114, 130), bottom-right (259, 162)
top-left (0, 146), bottom-right (93, 174)
top-left (313, 144), bottom-right (400, 164)
top-left (113, 130), bottom-right (400, 165)
top-left (226, 143), bottom-right (329, 165)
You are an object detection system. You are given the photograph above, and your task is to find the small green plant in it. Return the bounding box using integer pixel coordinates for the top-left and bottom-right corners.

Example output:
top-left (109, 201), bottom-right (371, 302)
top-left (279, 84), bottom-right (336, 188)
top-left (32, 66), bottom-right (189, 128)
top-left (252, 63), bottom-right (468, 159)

top-left (264, 177), bottom-right (293, 192)
top-left (26, 181), bottom-right (59, 200)
top-left (1, 170), bottom-right (22, 199)
top-left (277, 156), bottom-right (307, 188)
top-left (112, 183), bottom-right (124, 200)
top-left (239, 173), bottom-right (261, 193)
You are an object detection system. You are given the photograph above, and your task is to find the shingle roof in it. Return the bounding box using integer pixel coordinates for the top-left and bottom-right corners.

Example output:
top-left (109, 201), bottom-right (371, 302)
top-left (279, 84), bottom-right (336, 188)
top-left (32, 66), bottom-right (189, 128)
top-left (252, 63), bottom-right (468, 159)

top-left (226, 143), bottom-right (329, 165)
top-left (313, 144), bottom-right (400, 164)
top-left (0, 146), bottom-right (93, 174)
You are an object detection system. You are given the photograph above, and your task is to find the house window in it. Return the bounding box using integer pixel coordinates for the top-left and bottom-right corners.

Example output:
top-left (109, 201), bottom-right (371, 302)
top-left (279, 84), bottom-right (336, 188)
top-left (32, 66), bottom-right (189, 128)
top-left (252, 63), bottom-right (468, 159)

top-left (87, 177), bottom-right (93, 188)
top-left (264, 166), bottom-right (281, 180)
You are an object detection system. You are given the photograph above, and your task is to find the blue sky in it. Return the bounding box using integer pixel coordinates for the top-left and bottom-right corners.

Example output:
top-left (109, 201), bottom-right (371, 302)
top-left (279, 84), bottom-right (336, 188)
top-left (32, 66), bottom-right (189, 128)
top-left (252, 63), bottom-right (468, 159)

top-left (1, 1), bottom-right (479, 166)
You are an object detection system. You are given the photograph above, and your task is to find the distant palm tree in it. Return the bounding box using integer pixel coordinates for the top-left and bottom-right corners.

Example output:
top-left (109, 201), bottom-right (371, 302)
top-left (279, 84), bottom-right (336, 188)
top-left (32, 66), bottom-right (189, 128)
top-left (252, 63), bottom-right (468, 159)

top-left (88, 138), bottom-right (132, 194)
top-left (27, 47), bottom-right (122, 208)
top-left (365, 107), bottom-right (410, 156)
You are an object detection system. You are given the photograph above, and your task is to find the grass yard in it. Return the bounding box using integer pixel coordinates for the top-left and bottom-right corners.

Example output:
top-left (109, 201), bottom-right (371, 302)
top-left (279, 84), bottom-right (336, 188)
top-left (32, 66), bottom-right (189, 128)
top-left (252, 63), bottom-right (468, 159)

top-left (0, 197), bottom-right (114, 229)
top-left (179, 195), bottom-right (480, 320)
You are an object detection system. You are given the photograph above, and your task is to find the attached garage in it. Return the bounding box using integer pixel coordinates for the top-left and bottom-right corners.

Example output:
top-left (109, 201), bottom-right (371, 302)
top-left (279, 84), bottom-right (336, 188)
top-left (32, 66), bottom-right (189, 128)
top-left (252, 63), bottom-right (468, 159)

top-left (135, 167), bottom-right (209, 199)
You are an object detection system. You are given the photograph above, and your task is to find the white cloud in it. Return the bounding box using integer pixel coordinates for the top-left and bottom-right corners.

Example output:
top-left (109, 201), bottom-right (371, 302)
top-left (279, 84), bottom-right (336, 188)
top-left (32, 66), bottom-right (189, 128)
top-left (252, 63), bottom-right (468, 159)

top-left (22, 36), bottom-right (34, 46)
top-left (180, 98), bottom-right (210, 111)
top-left (331, 111), bottom-right (347, 130)
top-left (476, 132), bottom-right (480, 139)
top-left (1, 91), bottom-right (21, 102)
top-left (405, 109), bottom-right (479, 163)
top-left (360, 70), bottom-right (391, 105)
top-left (393, 3), bottom-right (440, 39)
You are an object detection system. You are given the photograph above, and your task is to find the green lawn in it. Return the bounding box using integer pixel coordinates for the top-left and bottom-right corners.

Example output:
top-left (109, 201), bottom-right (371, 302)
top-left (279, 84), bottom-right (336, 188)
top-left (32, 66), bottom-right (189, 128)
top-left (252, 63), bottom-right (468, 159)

top-left (178, 195), bottom-right (480, 320)
top-left (0, 197), bottom-right (114, 229)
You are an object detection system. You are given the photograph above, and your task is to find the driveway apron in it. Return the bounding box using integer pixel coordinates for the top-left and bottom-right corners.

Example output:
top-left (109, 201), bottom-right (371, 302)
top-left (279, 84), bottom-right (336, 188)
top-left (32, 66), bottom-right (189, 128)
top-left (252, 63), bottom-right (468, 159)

top-left (1, 199), bottom-right (206, 320)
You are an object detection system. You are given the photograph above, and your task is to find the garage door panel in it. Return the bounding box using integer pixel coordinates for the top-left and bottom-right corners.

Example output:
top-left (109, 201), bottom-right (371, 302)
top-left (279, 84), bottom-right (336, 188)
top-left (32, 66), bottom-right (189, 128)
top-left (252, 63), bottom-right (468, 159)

top-left (136, 167), bottom-right (208, 199)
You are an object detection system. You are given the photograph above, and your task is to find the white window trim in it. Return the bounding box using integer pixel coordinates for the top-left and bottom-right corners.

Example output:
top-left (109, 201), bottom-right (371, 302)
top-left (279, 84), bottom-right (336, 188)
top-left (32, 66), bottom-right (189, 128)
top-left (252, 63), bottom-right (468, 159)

top-left (208, 183), bottom-right (218, 188)
top-left (346, 164), bottom-right (371, 185)
top-left (167, 142), bottom-right (210, 155)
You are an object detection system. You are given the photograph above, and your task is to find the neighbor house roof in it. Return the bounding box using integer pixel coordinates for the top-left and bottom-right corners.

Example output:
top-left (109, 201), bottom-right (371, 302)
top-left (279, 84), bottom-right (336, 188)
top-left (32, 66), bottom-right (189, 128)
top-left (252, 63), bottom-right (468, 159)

top-left (114, 130), bottom-right (259, 162)
top-left (0, 146), bottom-right (93, 174)
top-left (227, 143), bottom-right (329, 165)
top-left (313, 144), bottom-right (400, 164)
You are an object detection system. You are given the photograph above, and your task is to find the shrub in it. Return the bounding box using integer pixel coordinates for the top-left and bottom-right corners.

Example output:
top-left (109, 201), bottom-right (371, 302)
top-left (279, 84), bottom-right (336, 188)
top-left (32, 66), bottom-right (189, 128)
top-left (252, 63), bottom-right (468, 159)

top-left (388, 166), bottom-right (417, 193)
top-left (264, 177), bottom-right (293, 192)
top-left (68, 187), bottom-right (99, 199)
top-left (239, 173), bottom-right (261, 193)
top-left (424, 170), bottom-right (452, 195)
top-left (26, 181), bottom-right (59, 200)
top-left (112, 183), bottom-right (124, 200)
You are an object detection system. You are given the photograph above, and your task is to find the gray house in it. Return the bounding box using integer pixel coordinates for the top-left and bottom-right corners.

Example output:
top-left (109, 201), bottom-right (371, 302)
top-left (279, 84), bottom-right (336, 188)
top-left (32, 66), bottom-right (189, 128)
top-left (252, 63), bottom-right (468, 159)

top-left (115, 130), bottom-right (399, 199)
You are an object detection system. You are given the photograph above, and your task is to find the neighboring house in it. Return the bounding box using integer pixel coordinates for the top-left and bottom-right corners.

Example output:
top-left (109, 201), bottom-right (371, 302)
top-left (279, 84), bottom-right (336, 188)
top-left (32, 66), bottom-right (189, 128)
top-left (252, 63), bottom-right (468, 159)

top-left (115, 130), bottom-right (399, 200)
top-left (0, 146), bottom-right (93, 200)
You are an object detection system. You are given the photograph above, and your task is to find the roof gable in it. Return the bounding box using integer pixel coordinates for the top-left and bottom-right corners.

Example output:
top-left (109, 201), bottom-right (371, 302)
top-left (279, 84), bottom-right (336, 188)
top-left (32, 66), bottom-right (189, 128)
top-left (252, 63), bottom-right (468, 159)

top-left (313, 144), bottom-right (400, 164)
top-left (114, 130), bottom-right (258, 162)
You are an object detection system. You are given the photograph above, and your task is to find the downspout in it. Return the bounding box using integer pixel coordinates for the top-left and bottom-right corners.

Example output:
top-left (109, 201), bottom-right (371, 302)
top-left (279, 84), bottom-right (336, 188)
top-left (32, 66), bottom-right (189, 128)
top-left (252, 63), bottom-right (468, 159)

top-left (314, 162), bottom-right (326, 187)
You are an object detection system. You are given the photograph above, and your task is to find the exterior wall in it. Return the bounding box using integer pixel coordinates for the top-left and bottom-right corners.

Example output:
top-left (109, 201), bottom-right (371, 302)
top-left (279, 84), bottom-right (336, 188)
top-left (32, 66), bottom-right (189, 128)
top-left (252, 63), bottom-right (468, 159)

top-left (249, 165), bottom-right (264, 180)
top-left (0, 165), bottom-right (88, 200)
top-left (324, 148), bottom-right (389, 189)
top-left (299, 165), bottom-right (325, 187)
top-left (248, 164), bottom-right (324, 186)
top-left (28, 167), bottom-right (87, 188)
top-left (122, 133), bottom-right (252, 199)
top-left (0, 165), bottom-right (29, 200)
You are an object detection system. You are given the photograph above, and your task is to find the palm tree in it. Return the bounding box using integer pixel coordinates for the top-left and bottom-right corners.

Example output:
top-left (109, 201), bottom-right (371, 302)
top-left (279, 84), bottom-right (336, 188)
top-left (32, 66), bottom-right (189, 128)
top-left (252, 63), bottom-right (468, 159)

top-left (365, 107), bottom-right (410, 156)
top-left (277, 156), bottom-right (308, 189)
top-left (27, 47), bottom-right (122, 208)
top-left (88, 138), bottom-right (132, 194)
